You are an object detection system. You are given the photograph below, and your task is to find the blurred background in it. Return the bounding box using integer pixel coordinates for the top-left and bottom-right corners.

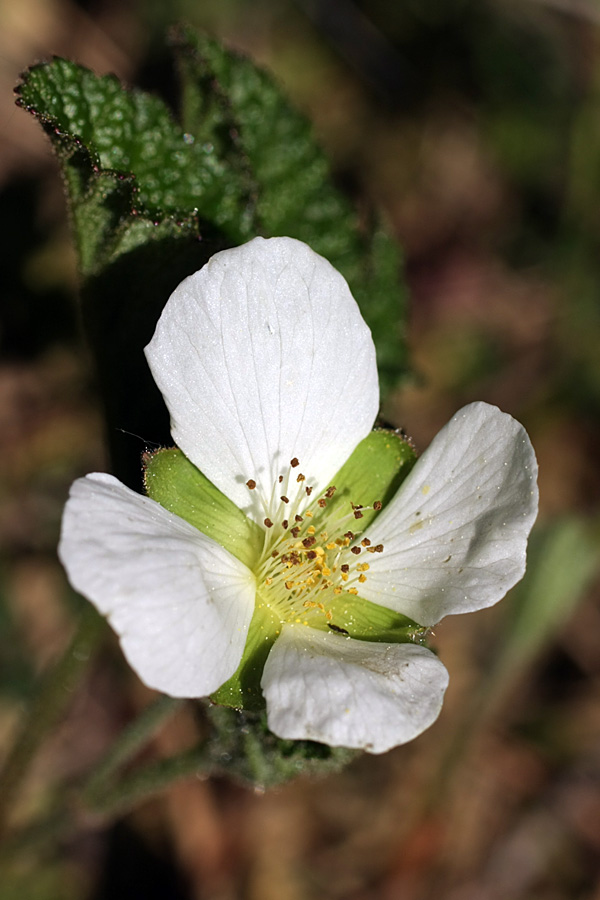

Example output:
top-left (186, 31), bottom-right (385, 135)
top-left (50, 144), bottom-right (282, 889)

top-left (1, 1), bottom-right (600, 898)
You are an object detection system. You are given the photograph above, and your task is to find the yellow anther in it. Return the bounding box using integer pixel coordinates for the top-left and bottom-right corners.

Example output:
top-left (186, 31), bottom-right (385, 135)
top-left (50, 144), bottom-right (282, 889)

top-left (333, 587), bottom-right (343, 595)
top-left (341, 573), bottom-right (349, 582)
top-left (358, 574), bottom-right (367, 583)
top-left (307, 525), bottom-right (316, 535)
top-left (347, 588), bottom-right (359, 595)
top-left (265, 577), bottom-right (273, 585)
top-left (305, 510), bottom-right (313, 518)
top-left (322, 566), bottom-right (331, 576)
top-left (326, 542), bottom-right (337, 550)
top-left (325, 610), bottom-right (333, 621)
top-left (285, 580), bottom-right (294, 590)
top-left (356, 563), bottom-right (370, 572)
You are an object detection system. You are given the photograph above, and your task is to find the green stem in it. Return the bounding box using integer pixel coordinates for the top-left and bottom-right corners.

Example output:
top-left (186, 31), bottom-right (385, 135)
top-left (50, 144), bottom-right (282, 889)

top-left (0, 606), bottom-right (105, 836)
top-left (84, 695), bottom-right (183, 802)
top-left (0, 808), bottom-right (74, 866)
top-left (84, 745), bottom-right (216, 819)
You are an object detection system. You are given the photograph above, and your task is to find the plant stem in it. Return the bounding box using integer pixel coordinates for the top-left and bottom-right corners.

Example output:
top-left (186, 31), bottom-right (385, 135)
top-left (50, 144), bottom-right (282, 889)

top-left (84, 745), bottom-right (216, 819)
top-left (84, 695), bottom-right (183, 802)
top-left (0, 606), bottom-right (104, 836)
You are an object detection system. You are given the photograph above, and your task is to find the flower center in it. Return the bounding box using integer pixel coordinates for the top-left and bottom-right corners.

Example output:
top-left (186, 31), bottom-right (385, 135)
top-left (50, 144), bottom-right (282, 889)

top-left (246, 458), bottom-right (384, 632)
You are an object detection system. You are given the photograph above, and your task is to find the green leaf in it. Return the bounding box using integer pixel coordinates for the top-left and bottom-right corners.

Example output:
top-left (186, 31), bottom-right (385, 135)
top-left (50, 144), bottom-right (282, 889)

top-left (351, 230), bottom-right (408, 394)
top-left (173, 27), bottom-right (358, 260)
top-left (496, 517), bottom-right (599, 679)
top-left (16, 57), bottom-right (253, 277)
top-left (143, 447), bottom-right (263, 570)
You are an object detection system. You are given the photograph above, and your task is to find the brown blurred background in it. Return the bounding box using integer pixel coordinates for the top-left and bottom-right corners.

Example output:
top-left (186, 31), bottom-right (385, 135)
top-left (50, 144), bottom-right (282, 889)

top-left (1, 1), bottom-right (600, 898)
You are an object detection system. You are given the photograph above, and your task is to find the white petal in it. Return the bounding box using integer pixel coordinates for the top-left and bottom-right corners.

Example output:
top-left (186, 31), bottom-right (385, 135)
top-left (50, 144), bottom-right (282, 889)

top-left (145, 237), bottom-right (378, 523)
top-left (360, 402), bottom-right (539, 625)
top-left (58, 473), bottom-right (255, 697)
top-left (261, 626), bottom-right (449, 754)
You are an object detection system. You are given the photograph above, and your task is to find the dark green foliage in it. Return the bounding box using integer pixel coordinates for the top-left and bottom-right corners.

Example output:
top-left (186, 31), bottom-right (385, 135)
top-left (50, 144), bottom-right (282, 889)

top-left (16, 36), bottom-right (408, 488)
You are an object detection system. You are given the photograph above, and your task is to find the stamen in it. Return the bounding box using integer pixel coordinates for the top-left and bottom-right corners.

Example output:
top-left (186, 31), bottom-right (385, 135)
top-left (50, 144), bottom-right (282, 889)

top-left (373, 500), bottom-right (382, 511)
top-left (253, 464), bottom-right (387, 633)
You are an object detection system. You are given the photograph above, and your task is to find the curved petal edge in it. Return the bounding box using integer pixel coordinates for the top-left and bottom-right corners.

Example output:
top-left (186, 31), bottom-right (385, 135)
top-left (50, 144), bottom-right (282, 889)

top-left (360, 402), bottom-right (539, 625)
top-left (58, 473), bottom-right (256, 697)
top-left (261, 625), bottom-right (449, 754)
top-left (145, 236), bottom-right (379, 524)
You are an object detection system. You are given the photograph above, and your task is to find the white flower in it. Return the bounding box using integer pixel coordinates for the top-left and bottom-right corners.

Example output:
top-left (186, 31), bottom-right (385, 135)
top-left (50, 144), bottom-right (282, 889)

top-left (59, 237), bottom-right (538, 754)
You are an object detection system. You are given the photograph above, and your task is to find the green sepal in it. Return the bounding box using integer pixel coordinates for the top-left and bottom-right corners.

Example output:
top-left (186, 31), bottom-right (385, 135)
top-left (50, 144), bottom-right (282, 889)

top-left (210, 600), bottom-right (279, 711)
top-left (143, 447), bottom-right (263, 570)
top-left (211, 428), bottom-right (419, 710)
top-left (303, 428), bottom-right (421, 641)
top-left (315, 596), bottom-right (426, 644)
top-left (307, 427), bottom-right (417, 535)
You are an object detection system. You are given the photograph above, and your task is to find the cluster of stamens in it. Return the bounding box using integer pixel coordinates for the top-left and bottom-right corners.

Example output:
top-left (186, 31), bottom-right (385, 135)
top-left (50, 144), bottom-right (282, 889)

top-left (246, 458), bottom-right (384, 630)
